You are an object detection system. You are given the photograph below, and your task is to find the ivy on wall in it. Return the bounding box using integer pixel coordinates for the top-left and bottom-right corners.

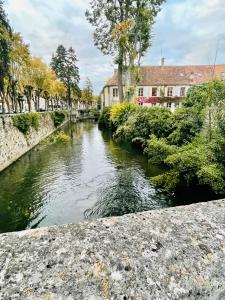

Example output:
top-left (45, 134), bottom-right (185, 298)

top-left (12, 113), bottom-right (39, 134)
top-left (50, 111), bottom-right (67, 128)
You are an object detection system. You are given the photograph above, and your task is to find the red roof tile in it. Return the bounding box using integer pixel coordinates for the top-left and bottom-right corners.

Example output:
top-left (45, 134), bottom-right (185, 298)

top-left (105, 65), bottom-right (225, 86)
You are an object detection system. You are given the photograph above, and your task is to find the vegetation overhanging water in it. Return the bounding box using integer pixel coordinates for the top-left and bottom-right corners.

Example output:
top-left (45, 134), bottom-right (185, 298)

top-left (0, 120), bottom-right (219, 234)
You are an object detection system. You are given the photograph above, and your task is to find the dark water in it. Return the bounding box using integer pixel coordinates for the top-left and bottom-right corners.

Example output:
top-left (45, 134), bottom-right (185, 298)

top-left (0, 121), bottom-right (211, 233)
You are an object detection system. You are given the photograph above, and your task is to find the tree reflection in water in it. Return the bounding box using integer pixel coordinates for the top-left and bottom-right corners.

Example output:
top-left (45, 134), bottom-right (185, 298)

top-left (84, 129), bottom-right (172, 219)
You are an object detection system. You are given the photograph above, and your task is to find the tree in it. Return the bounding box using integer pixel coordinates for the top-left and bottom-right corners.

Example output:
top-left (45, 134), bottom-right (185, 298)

top-left (0, 0), bottom-right (12, 113)
top-left (51, 45), bottom-right (80, 109)
top-left (81, 77), bottom-right (93, 109)
top-left (86, 0), bottom-right (165, 102)
top-left (9, 32), bottom-right (30, 112)
top-left (21, 57), bottom-right (57, 112)
top-left (50, 79), bottom-right (67, 110)
top-left (184, 80), bottom-right (225, 142)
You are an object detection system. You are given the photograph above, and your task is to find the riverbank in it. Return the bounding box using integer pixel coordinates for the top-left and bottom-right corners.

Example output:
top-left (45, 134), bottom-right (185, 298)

top-left (1, 199), bottom-right (225, 299)
top-left (99, 93), bottom-right (225, 197)
top-left (0, 112), bottom-right (68, 172)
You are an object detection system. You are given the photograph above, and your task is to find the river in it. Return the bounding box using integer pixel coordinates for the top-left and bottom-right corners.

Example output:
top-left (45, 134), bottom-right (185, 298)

top-left (0, 120), bottom-right (212, 233)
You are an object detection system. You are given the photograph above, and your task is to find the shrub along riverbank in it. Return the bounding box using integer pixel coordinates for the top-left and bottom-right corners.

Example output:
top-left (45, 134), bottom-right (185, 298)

top-left (99, 79), bottom-right (225, 196)
top-left (12, 111), bottom-right (68, 135)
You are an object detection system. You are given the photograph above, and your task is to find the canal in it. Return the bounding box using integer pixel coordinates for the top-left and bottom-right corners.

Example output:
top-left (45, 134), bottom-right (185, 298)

top-left (0, 120), bottom-right (212, 233)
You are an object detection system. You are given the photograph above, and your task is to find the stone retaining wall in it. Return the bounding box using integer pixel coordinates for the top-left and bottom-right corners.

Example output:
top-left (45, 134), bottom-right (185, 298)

top-left (0, 199), bottom-right (225, 299)
top-left (0, 113), bottom-right (68, 172)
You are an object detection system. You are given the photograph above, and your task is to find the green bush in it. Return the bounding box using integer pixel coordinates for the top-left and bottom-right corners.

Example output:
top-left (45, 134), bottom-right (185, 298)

top-left (149, 138), bottom-right (225, 194)
top-left (51, 111), bottom-right (67, 127)
top-left (13, 113), bottom-right (39, 134)
top-left (110, 102), bottom-right (136, 127)
top-left (168, 108), bottom-right (204, 146)
top-left (144, 135), bottom-right (177, 164)
top-left (49, 131), bottom-right (70, 143)
top-left (98, 107), bottom-right (112, 128)
top-left (115, 107), bottom-right (173, 148)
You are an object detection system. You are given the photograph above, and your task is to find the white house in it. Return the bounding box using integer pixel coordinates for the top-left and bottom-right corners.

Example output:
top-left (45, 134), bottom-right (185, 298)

top-left (101, 63), bottom-right (225, 112)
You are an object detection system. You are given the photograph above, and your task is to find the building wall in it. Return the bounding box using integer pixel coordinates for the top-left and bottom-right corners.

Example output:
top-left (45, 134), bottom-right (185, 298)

top-left (0, 113), bottom-right (68, 172)
top-left (102, 85), bottom-right (191, 110)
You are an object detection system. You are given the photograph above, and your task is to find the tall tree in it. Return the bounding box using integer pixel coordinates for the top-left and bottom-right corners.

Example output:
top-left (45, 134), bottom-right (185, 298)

top-left (0, 0), bottom-right (12, 113)
top-left (51, 45), bottom-right (80, 109)
top-left (81, 77), bottom-right (93, 109)
top-left (9, 32), bottom-right (30, 112)
top-left (86, 0), bottom-right (165, 102)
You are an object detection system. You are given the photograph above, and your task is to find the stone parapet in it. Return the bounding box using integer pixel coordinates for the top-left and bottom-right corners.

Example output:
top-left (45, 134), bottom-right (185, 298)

top-left (0, 200), bottom-right (225, 299)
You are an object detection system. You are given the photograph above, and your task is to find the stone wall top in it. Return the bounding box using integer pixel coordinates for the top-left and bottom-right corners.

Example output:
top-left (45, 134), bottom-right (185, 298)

top-left (0, 200), bottom-right (225, 299)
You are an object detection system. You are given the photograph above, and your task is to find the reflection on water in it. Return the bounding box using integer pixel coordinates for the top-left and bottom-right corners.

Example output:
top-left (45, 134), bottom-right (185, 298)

top-left (0, 121), bottom-right (173, 233)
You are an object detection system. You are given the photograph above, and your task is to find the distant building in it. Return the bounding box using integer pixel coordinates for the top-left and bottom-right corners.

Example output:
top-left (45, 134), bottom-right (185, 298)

top-left (101, 63), bottom-right (225, 112)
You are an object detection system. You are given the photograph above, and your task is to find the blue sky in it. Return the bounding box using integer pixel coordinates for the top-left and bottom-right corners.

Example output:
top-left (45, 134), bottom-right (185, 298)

top-left (5, 0), bottom-right (225, 93)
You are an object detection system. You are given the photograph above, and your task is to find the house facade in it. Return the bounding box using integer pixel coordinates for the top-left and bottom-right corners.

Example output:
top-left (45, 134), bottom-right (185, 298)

top-left (101, 64), bottom-right (225, 112)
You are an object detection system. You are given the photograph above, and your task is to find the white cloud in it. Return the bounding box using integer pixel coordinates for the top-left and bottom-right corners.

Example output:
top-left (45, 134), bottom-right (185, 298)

top-left (148, 0), bottom-right (225, 66)
top-left (4, 0), bottom-right (225, 92)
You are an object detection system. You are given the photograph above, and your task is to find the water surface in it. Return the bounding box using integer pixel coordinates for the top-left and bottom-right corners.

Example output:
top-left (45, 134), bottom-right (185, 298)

top-left (0, 121), bottom-right (188, 233)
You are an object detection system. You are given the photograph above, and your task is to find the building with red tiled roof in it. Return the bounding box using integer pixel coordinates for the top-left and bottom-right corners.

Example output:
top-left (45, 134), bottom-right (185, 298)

top-left (101, 63), bottom-right (225, 111)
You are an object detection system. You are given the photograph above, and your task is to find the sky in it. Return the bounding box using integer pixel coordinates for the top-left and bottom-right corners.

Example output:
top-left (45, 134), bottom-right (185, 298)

top-left (4, 0), bottom-right (225, 94)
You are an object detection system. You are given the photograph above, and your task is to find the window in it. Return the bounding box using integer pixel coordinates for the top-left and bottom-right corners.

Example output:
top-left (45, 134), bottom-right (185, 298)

top-left (180, 87), bottom-right (186, 97)
top-left (166, 102), bottom-right (172, 108)
top-left (221, 72), bottom-right (225, 77)
top-left (113, 88), bottom-right (118, 97)
top-left (152, 87), bottom-right (157, 97)
top-left (167, 87), bottom-right (173, 97)
top-left (152, 103), bottom-right (156, 106)
top-left (138, 88), bottom-right (144, 97)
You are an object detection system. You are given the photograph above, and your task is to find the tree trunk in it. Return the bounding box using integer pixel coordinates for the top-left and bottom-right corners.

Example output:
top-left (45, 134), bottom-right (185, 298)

top-left (12, 81), bottom-right (18, 113)
top-left (27, 98), bottom-right (31, 112)
top-left (128, 58), bottom-right (136, 102)
top-left (5, 94), bottom-right (10, 113)
top-left (118, 62), bottom-right (124, 103)
top-left (67, 84), bottom-right (71, 110)
top-left (0, 92), bottom-right (5, 114)
top-left (18, 100), bottom-right (22, 113)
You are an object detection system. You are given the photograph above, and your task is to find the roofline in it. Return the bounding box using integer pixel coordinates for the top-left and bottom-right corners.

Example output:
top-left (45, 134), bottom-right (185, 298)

top-left (139, 64), bottom-right (225, 67)
top-left (112, 64), bottom-right (225, 71)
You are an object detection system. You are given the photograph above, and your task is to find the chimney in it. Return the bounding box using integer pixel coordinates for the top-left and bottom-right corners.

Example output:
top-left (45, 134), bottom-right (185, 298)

top-left (161, 57), bottom-right (165, 66)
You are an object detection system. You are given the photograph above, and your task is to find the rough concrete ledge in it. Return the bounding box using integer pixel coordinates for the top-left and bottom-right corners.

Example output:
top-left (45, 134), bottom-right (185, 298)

top-left (1, 200), bottom-right (225, 300)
